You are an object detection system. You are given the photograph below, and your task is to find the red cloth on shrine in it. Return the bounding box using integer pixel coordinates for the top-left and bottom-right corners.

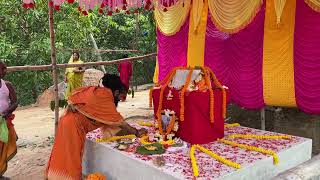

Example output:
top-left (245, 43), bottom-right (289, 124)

top-left (152, 88), bottom-right (229, 144)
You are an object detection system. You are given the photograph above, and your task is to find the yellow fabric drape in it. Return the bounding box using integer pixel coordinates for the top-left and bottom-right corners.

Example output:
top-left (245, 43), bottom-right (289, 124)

top-left (263, 0), bottom-right (296, 107)
top-left (153, 57), bottom-right (159, 84)
top-left (208, 0), bottom-right (263, 33)
top-left (187, 0), bottom-right (208, 67)
top-left (305, 0), bottom-right (320, 12)
top-left (154, 0), bottom-right (191, 36)
top-left (192, 0), bottom-right (204, 32)
top-left (274, 0), bottom-right (287, 24)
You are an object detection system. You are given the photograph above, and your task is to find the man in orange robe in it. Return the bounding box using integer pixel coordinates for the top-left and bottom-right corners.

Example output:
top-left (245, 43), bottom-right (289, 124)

top-left (45, 74), bottom-right (147, 180)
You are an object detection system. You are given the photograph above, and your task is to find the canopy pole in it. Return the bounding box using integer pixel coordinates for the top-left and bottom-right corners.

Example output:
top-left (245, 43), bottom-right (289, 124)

top-left (6, 53), bottom-right (157, 72)
top-left (48, 1), bottom-right (59, 135)
top-left (261, 108), bottom-right (266, 130)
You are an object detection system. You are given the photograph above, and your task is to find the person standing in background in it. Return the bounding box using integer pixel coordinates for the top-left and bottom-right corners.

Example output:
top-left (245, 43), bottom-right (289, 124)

top-left (117, 54), bottom-right (132, 101)
top-left (0, 61), bottom-right (18, 177)
top-left (65, 51), bottom-right (85, 99)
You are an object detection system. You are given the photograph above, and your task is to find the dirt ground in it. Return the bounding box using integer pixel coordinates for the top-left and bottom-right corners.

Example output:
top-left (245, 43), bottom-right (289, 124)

top-left (2, 90), bottom-right (153, 180)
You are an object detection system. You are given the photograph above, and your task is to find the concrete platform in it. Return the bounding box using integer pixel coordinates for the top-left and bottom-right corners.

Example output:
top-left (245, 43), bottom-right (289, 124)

top-left (83, 123), bottom-right (312, 180)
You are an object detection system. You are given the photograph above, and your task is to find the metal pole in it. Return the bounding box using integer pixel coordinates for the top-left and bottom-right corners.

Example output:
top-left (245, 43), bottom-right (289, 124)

top-left (261, 108), bottom-right (266, 130)
top-left (48, 2), bottom-right (59, 135)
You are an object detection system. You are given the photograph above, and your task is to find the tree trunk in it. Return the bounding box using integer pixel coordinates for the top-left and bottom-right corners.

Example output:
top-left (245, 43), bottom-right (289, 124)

top-left (48, 2), bottom-right (59, 136)
top-left (132, 14), bottom-right (140, 97)
top-left (89, 33), bottom-right (106, 73)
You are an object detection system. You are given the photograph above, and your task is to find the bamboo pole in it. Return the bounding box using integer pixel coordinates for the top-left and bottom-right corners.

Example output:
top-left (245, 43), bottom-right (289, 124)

top-left (7, 53), bottom-right (156, 72)
top-left (48, 2), bottom-right (59, 135)
top-left (58, 48), bottom-right (140, 53)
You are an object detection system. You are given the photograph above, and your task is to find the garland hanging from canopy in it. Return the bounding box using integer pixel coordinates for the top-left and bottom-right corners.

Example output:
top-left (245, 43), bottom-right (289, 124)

top-left (207, 0), bottom-right (263, 34)
top-left (154, 0), bottom-right (191, 36)
top-left (274, 0), bottom-right (287, 25)
top-left (305, 0), bottom-right (320, 12)
top-left (22, 0), bottom-right (182, 15)
top-left (22, 0), bottom-right (320, 19)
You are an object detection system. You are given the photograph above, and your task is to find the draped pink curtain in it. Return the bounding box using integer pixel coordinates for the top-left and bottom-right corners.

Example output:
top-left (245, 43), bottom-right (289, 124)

top-left (204, 4), bottom-right (265, 109)
top-left (294, 0), bottom-right (320, 114)
top-left (157, 19), bottom-right (189, 81)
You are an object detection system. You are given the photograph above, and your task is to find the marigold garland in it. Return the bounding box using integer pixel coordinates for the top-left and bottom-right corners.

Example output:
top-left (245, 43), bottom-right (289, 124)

top-left (140, 135), bottom-right (153, 145)
top-left (156, 68), bottom-right (177, 121)
top-left (228, 134), bottom-right (292, 140)
top-left (196, 145), bottom-right (241, 169)
top-left (140, 135), bottom-right (175, 145)
top-left (190, 144), bottom-right (241, 177)
top-left (156, 67), bottom-right (184, 87)
top-left (218, 139), bottom-right (279, 165)
top-left (207, 68), bottom-right (223, 88)
top-left (156, 112), bottom-right (177, 137)
top-left (86, 172), bottom-right (106, 180)
top-left (154, 66), bottom-right (226, 126)
top-left (222, 88), bottom-right (227, 119)
top-left (225, 123), bottom-right (240, 128)
top-left (180, 68), bottom-right (194, 121)
top-left (206, 69), bottom-right (215, 123)
top-left (207, 67), bottom-right (227, 119)
top-left (201, 67), bottom-right (214, 123)
top-left (164, 114), bottom-right (177, 136)
top-left (96, 134), bottom-right (136, 143)
top-left (209, 89), bottom-right (215, 122)
top-left (159, 139), bottom-right (175, 145)
top-left (137, 121), bottom-right (154, 127)
top-left (190, 145), bottom-right (199, 177)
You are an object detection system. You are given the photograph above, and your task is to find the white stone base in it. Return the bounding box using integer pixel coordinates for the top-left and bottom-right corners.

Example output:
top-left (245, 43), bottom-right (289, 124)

top-left (82, 126), bottom-right (312, 180)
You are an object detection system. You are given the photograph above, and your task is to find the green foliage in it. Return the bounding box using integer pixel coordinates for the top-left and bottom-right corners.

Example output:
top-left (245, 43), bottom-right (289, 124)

top-left (50, 99), bottom-right (68, 111)
top-left (0, 1), bottom-right (156, 106)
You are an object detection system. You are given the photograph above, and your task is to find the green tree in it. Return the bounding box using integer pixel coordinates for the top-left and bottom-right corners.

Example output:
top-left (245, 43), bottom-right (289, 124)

top-left (0, 1), bottom-right (156, 106)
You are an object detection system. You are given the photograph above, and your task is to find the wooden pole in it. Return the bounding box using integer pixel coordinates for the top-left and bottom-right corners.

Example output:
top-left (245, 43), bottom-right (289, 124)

top-left (58, 48), bottom-right (140, 53)
top-left (6, 53), bottom-right (157, 72)
top-left (48, 2), bottom-right (59, 135)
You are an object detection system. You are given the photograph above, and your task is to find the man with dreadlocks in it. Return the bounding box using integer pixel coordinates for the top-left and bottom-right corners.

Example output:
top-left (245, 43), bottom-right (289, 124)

top-left (45, 74), bottom-right (147, 180)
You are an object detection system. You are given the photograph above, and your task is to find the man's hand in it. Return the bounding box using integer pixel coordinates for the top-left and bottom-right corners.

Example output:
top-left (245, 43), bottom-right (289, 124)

top-left (136, 128), bottom-right (148, 137)
top-left (68, 104), bottom-right (77, 112)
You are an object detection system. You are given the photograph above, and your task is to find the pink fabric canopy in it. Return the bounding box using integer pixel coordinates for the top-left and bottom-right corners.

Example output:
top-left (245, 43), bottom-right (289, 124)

top-left (294, 0), bottom-right (320, 114)
top-left (156, 0), bottom-right (320, 114)
top-left (157, 18), bottom-right (189, 82)
top-left (204, 3), bottom-right (265, 109)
